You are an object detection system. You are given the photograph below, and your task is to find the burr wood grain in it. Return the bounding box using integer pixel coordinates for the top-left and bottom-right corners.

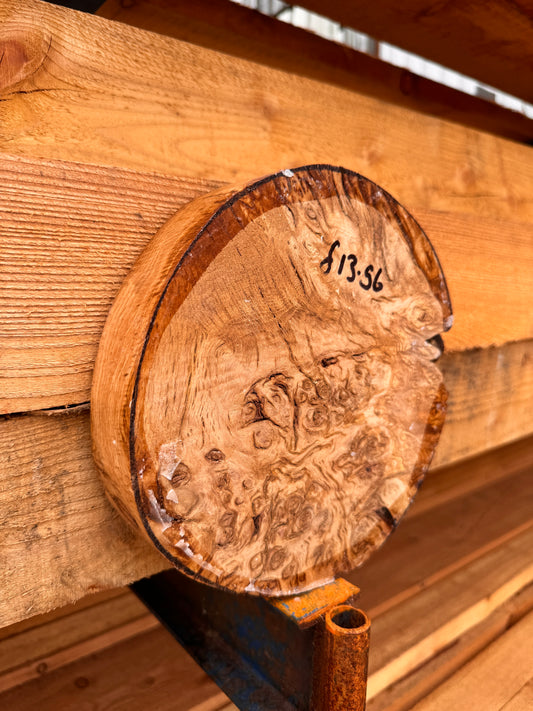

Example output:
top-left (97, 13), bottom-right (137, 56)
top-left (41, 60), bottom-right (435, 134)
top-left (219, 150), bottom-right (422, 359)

top-left (91, 165), bottom-right (452, 595)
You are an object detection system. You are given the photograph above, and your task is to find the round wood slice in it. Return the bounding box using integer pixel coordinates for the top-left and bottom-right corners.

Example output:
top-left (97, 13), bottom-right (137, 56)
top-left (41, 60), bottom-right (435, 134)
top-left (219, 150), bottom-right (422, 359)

top-left (91, 165), bottom-right (452, 596)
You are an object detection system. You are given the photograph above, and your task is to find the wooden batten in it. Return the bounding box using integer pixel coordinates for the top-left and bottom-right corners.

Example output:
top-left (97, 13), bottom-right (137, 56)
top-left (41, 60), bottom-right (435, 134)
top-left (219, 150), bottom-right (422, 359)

top-left (296, 0), bottom-right (533, 103)
top-left (96, 0), bottom-right (533, 144)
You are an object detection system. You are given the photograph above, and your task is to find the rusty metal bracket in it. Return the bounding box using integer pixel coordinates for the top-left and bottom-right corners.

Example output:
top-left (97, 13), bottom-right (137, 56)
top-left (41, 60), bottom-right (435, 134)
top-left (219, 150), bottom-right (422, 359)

top-left (131, 571), bottom-right (370, 710)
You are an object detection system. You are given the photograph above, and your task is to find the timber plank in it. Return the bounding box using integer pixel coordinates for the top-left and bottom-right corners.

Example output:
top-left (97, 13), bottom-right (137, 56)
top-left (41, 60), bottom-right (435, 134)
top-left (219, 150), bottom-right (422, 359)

top-left (348, 461), bottom-right (533, 615)
top-left (0, 408), bottom-right (166, 628)
top-left (0, 593), bottom-right (158, 694)
top-left (0, 623), bottom-right (229, 711)
top-left (411, 610), bottom-right (533, 711)
top-left (0, 154), bottom-right (219, 413)
top-left (0, 588), bottom-right (124, 644)
top-left (415, 432), bottom-right (533, 516)
top-left (500, 679), bottom-right (533, 711)
top-left (0, 590), bottom-right (146, 678)
top-left (0, 387), bottom-right (531, 626)
top-left (432, 340), bottom-right (533, 467)
top-left (1, 153), bottom-right (532, 413)
top-left (366, 526), bottom-right (533, 699)
top-left (297, 1), bottom-right (533, 103)
top-left (368, 583), bottom-right (533, 711)
top-left (0, 0), bottom-right (532, 224)
top-left (96, 0), bottom-right (533, 144)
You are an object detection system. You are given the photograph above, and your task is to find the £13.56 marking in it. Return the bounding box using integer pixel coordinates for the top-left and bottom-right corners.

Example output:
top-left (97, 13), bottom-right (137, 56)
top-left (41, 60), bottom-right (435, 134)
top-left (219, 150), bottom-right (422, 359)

top-left (320, 240), bottom-right (383, 292)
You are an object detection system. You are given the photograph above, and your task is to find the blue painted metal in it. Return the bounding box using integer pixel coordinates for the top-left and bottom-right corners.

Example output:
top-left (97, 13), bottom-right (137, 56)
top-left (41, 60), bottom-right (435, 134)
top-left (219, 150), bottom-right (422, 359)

top-left (131, 570), bottom-right (360, 710)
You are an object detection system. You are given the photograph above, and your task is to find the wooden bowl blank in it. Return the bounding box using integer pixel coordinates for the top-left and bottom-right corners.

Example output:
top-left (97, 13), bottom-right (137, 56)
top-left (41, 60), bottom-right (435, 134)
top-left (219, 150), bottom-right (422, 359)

top-left (91, 165), bottom-right (452, 596)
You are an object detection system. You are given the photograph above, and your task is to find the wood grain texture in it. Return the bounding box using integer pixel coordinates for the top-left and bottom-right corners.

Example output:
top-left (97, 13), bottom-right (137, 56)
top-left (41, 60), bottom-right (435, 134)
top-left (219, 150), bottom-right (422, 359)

top-left (500, 679), bottom-right (533, 711)
top-left (348, 455), bottom-right (533, 616)
top-left (297, 0), bottom-right (533, 103)
top-left (0, 0), bottom-right (533, 225)
top-left (368, 583), bottom-right (533, 711)
top-left (0, 154), bottom-right (219, 413)
top-left (92, 165), bottom-right (451, 595)
top-left (411, 610), bottom-right (533, 711)
top-left (96, 0), bottom-right (533, 144)
top-left (416, 433), bottom-right (533, 517)
top-left (0, 409), bottom-right (166, 628)
top-left (0, 623), bottom-right (229, 711)
top-left (1, 454), bottom-right (531, 709)
top-left (433, 340), bottom-right (533, 467)
top-left (1, 352), bottom-right (532, 626)
top-left (0, 588), bottom-right (125, 644)
top-left (1, 153), bottom-right (532, 414)
top-left (367, 525), bottom-right (533, 699)
top-left (0, 590), bottom-right (155, 693)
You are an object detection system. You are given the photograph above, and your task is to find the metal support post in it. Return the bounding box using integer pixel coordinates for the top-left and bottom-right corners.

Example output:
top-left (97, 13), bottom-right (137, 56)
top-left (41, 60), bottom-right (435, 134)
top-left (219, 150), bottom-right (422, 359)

top-left (132, 571), bottom-right (370, 710)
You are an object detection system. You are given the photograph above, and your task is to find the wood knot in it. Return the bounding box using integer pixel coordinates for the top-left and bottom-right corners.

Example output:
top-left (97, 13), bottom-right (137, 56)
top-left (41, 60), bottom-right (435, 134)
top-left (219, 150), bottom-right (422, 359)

top-left (205, 448), bottom-right (225, 462)
top-left (0, 30), bottom-right (50, 93)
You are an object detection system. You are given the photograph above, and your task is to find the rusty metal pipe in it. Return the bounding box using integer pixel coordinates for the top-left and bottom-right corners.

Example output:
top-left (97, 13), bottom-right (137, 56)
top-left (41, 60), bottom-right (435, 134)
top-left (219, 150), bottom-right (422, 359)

top-left (312, 604), bottom-right (371, 711)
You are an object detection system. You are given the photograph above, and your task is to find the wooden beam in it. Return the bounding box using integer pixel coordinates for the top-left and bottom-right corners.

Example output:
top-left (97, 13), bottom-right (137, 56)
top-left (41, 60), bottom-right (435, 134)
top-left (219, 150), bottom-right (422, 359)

top-left (296, 0), bottom-right (533, 104)
top-left (1, 392), bottom-right (531, 627)
top-left (95, 0), bottom-right (533, 144)
top-left (0, 0), bottom-right (532, 225)
top-left (0, 408), bottom-right (166, 628)
top-left (1, 153), bottom-right (532, 414)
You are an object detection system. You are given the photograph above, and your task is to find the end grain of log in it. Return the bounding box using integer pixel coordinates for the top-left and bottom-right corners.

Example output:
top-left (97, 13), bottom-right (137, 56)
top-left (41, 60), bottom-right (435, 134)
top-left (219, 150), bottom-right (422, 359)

top-left (92, 165), bottom-right (452, 596)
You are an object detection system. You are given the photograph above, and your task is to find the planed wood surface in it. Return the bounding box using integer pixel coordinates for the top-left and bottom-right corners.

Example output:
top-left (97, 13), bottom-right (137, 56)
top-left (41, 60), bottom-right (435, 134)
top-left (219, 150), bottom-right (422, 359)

top-left (297, 0), bottom-right (533, 103)
top-left (368, 583), bottom-right (533, 711)
top-left (96, 0), bottom-right (533, 144)
top-left (1, 153), bottom-right (532, 414)
top-left (366, 525), bottom-right (533, 699)
top-left (411, 610), bottom-right (533, 711)
top-left (2, 349), bottom-right (533, 625)
top-left (0, 0), bottom-right (532, 226)
top-left (92, 165), bottom-right (451, 595)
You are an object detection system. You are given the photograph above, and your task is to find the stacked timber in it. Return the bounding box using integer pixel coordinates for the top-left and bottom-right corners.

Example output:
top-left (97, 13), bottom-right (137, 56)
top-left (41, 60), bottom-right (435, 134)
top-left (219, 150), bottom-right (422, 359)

top-left (0, 437), bottom-right (531, 710)
top-left (0, 0), bottom-right (532, 708)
